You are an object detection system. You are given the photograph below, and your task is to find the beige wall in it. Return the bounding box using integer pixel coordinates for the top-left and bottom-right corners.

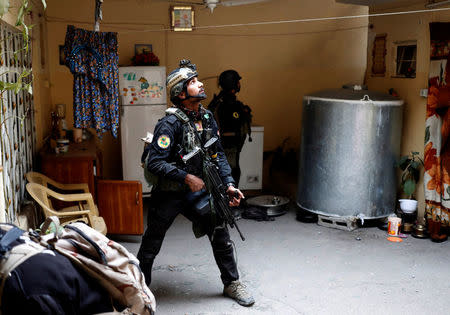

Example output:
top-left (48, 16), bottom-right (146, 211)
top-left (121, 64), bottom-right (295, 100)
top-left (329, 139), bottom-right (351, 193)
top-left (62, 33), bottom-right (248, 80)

top-left (366, 1), bottom-right (450, 221)
top-left (45, 0), bottom-right (368, 179)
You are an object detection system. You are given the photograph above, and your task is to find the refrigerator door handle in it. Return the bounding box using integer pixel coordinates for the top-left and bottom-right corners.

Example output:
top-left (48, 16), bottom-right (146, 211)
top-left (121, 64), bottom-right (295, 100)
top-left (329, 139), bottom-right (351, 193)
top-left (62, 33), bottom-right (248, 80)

top-left (119, 97), bottom-right (124, 116)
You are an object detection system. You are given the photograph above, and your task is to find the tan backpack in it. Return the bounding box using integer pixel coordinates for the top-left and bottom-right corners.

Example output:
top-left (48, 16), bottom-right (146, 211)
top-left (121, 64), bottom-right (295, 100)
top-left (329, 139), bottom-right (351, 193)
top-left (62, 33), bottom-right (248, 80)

top-left (0, 217), bottom-right (156, 315)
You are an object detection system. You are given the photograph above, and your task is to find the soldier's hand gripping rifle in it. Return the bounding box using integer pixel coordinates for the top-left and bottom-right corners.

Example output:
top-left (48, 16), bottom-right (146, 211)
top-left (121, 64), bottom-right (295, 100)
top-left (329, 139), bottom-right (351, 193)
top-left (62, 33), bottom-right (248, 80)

top-left (182, 137), bottom-right (245, 241)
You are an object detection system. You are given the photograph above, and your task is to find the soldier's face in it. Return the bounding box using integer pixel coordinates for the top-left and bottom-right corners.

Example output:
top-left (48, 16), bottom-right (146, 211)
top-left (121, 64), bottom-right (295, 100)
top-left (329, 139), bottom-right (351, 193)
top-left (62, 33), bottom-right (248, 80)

top-left (186, 77), bottom-right (206, 100)
top-left (235, 81), bottom-right (241, 93)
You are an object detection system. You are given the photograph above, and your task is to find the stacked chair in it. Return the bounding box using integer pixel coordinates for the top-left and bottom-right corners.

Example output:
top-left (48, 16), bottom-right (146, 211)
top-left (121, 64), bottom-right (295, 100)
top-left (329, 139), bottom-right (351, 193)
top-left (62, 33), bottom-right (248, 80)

top-left (25, 172), bottom-right (107, 235)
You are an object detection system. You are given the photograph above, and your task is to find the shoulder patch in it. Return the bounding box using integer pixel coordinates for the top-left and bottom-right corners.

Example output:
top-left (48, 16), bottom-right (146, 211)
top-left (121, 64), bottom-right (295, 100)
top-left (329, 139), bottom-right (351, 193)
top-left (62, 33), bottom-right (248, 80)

top-left (157, 135), bottom-right (171, 149)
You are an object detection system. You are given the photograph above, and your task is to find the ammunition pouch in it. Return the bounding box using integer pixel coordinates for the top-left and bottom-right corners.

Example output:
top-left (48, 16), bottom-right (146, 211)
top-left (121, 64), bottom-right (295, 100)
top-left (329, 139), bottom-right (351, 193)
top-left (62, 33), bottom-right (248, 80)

top-left (143, 162), bottom-right (159, 192)
top-left (185, 189), bottom-right (212, 216)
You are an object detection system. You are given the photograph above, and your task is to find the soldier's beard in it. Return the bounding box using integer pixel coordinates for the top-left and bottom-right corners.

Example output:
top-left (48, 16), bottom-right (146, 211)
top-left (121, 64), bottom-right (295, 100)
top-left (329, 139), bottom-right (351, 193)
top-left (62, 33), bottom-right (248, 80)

top-left (189, 91), bottom-right (207, 100)
top-left (186, 87), bottom-right (206, 100)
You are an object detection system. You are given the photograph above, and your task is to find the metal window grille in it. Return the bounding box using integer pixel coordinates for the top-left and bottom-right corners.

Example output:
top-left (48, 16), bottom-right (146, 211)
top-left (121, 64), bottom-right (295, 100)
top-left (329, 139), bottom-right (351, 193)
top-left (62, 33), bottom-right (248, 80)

top-left (396, 44), bottom-right (417, 78)
top-left (0, 21), bottom-right (35, 222)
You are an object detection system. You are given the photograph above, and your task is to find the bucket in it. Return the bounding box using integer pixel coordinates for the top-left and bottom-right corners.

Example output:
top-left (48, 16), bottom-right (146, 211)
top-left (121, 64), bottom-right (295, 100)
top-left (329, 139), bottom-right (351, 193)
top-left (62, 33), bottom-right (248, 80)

top-left (387, 217), bottom-right (402, 236)
top-left (56, 139), bottom-right (69, 153)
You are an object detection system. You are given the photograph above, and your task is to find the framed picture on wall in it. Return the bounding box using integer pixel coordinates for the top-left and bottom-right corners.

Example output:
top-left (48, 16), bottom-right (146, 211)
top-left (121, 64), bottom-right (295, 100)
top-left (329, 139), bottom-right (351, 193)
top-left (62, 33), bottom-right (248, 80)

top-left (170, 6), bottom-right (194, 31)
top-left (372, 34), bottom-right (387, 77)
top-left (135, 44), bottom-right (153, 55)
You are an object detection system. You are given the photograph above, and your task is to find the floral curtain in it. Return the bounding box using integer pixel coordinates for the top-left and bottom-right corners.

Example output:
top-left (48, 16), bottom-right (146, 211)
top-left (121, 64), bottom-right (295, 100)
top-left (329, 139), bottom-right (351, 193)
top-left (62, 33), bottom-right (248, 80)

top-left (424, 23), bottom-right (450, 225)
top-left (63, 25), bottom-right (119, 138)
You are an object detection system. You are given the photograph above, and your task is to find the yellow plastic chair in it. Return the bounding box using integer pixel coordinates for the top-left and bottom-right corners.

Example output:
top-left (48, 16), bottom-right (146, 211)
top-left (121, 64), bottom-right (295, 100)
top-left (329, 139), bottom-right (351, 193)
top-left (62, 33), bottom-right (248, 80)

top-left (26, 171), bottom-right (90, 191)
top-left (26, 182), bottom-right (107, 235)
top-left (26, 171), bottom-right (99, 214)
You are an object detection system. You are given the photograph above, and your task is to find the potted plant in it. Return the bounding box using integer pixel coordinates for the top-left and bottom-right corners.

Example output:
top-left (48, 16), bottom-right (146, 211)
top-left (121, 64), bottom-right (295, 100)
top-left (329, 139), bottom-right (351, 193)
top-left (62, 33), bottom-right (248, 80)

top-left (396, 151), bottom-right (424, 213)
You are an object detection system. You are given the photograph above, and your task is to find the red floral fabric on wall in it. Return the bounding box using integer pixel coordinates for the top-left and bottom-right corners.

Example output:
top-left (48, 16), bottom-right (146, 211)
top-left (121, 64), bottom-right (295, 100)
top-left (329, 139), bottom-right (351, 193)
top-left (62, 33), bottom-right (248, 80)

top-left (425, 23), bottom-right (450, 224)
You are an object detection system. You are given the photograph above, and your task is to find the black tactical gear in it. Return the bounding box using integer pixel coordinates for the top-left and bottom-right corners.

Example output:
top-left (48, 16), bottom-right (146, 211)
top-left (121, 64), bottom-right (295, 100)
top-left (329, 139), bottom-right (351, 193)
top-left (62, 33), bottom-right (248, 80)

top-left (138, 105), bottom-right (239, 287)
top-left (137, 192), bottom-right (239, 286)
top-left (141, 106), bottom-right (234, 191)
top-left (208, 91), bottom-right (252, 185)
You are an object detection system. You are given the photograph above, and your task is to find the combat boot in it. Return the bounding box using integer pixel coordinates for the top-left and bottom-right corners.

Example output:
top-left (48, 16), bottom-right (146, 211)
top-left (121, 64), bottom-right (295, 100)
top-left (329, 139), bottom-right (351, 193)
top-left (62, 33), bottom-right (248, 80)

top-left (223, 280), bottom-right (255, 306)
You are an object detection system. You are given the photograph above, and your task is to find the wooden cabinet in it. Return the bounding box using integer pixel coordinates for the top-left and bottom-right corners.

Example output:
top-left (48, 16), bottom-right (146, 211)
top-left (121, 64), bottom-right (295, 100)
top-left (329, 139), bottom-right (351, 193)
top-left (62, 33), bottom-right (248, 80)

top-left (40, 139), bottom-right (101, 200)
top-left (97, 180), bottom-right (143, 235)
top-left (40, 139), bottom-right (144, 235)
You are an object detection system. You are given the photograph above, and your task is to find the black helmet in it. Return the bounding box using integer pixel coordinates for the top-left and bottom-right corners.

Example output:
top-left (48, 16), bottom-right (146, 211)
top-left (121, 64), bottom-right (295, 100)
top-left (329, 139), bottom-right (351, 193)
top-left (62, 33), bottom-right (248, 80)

top-left (218, 70), bottom-right (241, 92)
top-left (167, 59), bottom-right (198, 103)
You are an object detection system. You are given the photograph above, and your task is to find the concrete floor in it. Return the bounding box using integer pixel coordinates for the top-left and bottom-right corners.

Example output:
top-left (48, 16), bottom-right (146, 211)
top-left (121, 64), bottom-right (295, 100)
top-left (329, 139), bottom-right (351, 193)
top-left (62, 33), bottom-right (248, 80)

top-left (114, 203), bottom-right (450, 315)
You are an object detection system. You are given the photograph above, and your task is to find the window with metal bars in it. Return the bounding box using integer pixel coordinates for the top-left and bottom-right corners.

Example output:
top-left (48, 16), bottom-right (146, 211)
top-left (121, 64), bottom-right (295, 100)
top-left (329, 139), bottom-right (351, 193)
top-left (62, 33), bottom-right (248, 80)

top-left (0, 21), bottom-right (35, 222)
top-left (395, 42), bottom-right (417, 78)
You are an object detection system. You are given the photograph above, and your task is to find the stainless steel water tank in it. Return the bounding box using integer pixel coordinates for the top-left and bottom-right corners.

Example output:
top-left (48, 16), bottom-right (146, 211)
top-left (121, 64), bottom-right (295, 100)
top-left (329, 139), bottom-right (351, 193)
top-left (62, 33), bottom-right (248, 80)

top-left (296, 86), bottom-right (403, 219)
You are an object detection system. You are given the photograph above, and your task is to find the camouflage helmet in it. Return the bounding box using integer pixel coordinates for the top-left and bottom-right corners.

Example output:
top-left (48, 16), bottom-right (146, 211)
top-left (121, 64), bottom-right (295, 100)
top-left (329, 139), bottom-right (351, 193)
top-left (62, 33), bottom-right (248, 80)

top-left (166, 59), bottom-right (198, 102)
top-left (218, 69), bottom-right (241, 92)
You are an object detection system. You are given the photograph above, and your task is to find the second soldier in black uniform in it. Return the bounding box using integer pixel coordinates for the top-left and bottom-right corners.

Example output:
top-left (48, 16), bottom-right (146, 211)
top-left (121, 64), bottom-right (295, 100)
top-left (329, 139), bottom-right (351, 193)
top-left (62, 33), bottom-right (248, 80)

top-left (208, 70), bottom-right (252, 187)
top-left (137, 60), bottom-right (255, 307)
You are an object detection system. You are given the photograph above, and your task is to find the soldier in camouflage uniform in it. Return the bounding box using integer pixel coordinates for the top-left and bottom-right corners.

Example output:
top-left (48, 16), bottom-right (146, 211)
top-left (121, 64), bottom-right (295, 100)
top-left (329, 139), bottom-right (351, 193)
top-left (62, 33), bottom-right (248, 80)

top-left (137, 60), bottom-right (255, 307)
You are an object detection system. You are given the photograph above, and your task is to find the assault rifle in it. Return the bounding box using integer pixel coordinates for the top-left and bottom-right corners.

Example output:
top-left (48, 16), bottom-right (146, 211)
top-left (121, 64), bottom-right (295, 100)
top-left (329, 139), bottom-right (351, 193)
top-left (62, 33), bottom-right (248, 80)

top-left (181, 137), bottom-right (245, 241)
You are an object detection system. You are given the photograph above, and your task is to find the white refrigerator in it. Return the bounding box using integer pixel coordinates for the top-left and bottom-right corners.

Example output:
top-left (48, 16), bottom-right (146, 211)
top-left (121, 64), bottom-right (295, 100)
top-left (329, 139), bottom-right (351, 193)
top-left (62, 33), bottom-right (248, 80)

top-left (239, 126), bottom-right (264, 190)
top-left (119, 66), bottom-right (167, 194)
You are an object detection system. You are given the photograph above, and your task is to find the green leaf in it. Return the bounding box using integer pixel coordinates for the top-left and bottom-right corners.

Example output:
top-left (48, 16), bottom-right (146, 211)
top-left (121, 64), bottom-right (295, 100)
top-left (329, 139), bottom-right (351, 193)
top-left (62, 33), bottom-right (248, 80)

top-left (425, 126), bottom-right (431, 144)
top-left (403, 179), bottom-right (416, 196)
top-left (18, 68), bottom-right (31, 80)
top-left (411, 168), bottom-right (420, 182)
top-left (24, 23), bottom-right (28, 36)
top-left (41, 0), bottom-right (46, 9)
top-left (397, 156), bottom-right (410, 170)
top-left (16, 5), bottom-right (24, 26)
top-left (22, 24), bottom-right (29, 43)
top-left (14, 82), bottom-right (21, 94)
top-left (410, 160), bottom-right (421, 170)
top-left (4, 82), bottom-right (17, 90)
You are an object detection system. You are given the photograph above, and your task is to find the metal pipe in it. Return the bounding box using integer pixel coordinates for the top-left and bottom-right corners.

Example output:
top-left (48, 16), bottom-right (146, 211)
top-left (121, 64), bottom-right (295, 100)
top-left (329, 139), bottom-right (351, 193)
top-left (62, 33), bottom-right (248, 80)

top-left (426, 0), bottom-right (450, 8)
